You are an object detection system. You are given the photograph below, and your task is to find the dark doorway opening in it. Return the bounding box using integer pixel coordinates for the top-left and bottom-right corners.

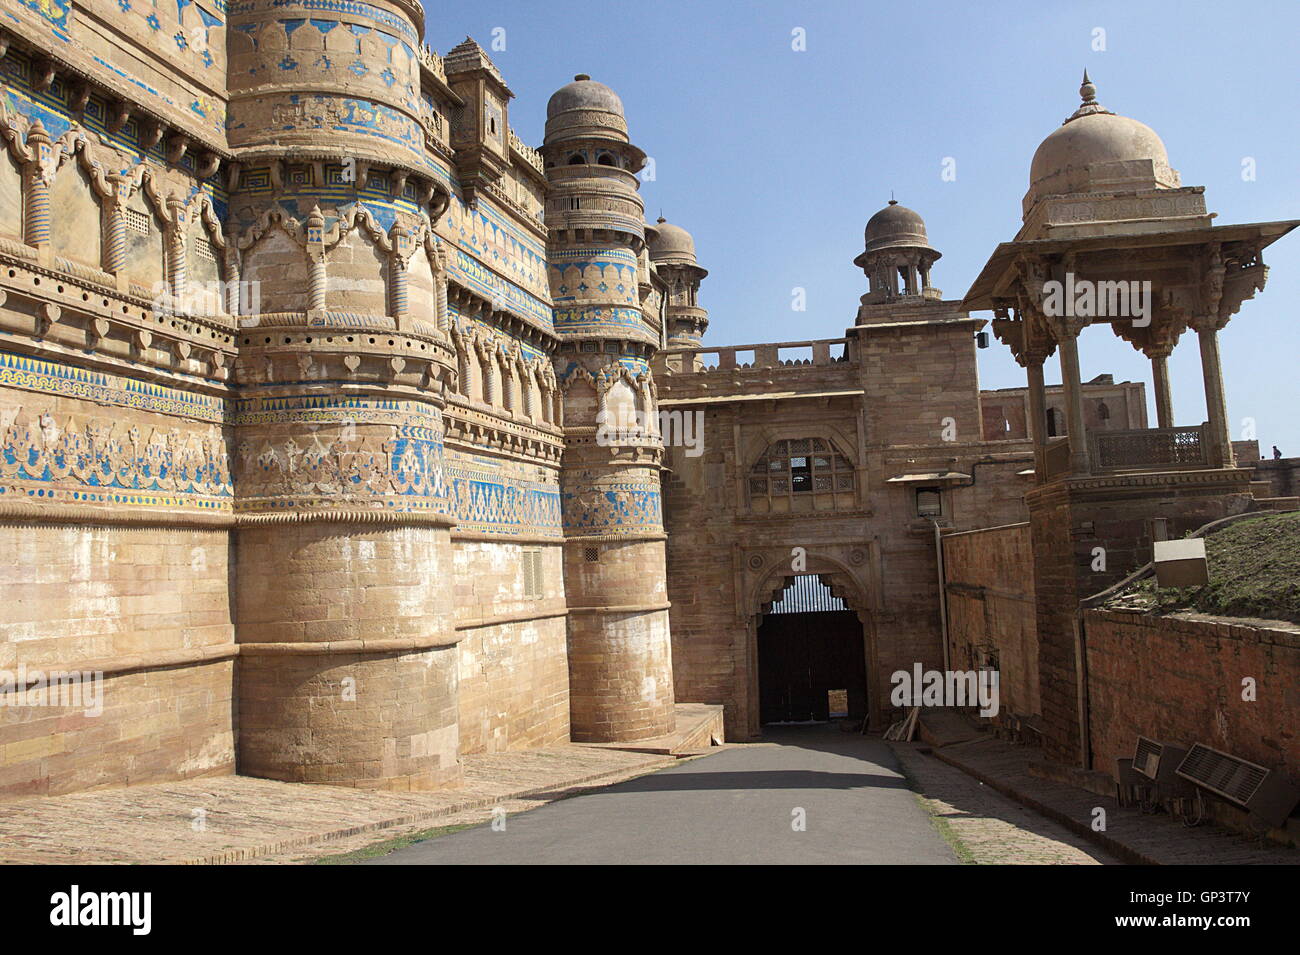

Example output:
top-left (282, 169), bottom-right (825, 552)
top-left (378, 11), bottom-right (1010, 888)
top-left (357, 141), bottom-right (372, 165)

top-left (758, 576), bottom-right (867, 724)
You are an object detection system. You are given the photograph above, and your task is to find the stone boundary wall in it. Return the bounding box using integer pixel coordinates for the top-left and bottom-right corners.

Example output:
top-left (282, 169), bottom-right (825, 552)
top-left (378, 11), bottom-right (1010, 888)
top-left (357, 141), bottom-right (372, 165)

top-left (0, 523), bottom-right (236, 797)
top-left (941, 522), bottom-right (1039, 724)
top-left (1084, 608), bottom-right (1300, 789)
top-left (1251, 457), bottom-right (1300, 499)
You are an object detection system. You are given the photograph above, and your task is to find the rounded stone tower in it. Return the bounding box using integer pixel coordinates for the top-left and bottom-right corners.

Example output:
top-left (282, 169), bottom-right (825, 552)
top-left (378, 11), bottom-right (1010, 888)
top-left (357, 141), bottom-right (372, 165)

top-left (226, 0), bottom-right (428, 169)
top-left (542, 75), bottom-right (676, 742)
top-left (853, 199), bottom-right (942, 303)
top-left (647, 217), bottom-right (708, 349)
top-left (224, 2), bottom-right (462, 789)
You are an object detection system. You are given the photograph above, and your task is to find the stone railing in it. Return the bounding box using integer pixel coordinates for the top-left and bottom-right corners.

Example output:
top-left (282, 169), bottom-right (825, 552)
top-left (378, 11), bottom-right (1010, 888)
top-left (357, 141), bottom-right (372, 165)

top-left (418, 45), bottom-right (447, 83)
top-left (1089, 425), bottom-right (1209, 472)
top-left (510, 130), bottom-right (544, 174)
top-left (658, 338), bottom-right (851, 374)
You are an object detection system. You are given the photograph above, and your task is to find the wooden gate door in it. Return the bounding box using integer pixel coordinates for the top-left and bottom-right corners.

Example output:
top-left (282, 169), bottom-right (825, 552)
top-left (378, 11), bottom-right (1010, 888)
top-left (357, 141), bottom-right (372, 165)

top-left (758, 610), bottom-right (866, 724)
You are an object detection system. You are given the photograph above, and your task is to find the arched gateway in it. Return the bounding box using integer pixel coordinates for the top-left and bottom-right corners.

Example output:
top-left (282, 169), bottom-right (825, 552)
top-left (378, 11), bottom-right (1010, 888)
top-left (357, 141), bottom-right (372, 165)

top-left (743, 552), bottom-right (883, 738)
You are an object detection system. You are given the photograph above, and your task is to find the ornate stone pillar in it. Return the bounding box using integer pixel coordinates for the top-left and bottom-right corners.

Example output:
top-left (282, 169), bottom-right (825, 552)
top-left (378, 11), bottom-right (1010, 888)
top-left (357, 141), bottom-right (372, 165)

top-left (1147, 346), bottom-right (1175, 429)
top-left (479, 340), bottom-right (497, 405)
top-left (521, 362), bottom-right (536, 420)
top-left (305, 206), bottom-right (327, 313)
top-left (223, 234), bottom-right (242, 315)
top-left (500, 353), bottom-right (515, 415)
top-left (1025, 353), bottom-right (1049, 480)
top-left (389, 225), bottom-right (411, 328)
top-left (166, 195), bottom-right (187, 302)
top-left (1049, 317), bottom-right (1090, 475)
top-left (23, 120), bottom-right (53, 254)
top-left (104, 175), bottom-right (128, 275)
top-left (1191, 315), bottom-right (1234, 468)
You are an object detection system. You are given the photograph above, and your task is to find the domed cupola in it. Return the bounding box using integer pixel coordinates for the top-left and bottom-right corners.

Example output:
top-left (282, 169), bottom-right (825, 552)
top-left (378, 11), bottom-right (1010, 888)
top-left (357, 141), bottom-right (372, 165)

top-left (1023, 72), bottom-right (1181, 219)
top-left (854, 200), bottom-right (942, 303)
top-left (647, 217), bottom-right (709, 348)
top-left (647, 217), bottom-right (701, 267)
top-left (539, 75), bottom-right (647, 242)
top-left (545, 74), bottom-right (630, 145)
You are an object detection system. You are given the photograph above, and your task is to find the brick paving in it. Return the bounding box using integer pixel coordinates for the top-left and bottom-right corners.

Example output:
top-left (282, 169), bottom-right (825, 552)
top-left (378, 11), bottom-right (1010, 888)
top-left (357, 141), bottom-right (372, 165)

top-left (0, 746), bottom-right (677, 865)
top-left (890, 741), bottom-right (1117, 864)
top-left (928, 736), bottom-right (1299, 865)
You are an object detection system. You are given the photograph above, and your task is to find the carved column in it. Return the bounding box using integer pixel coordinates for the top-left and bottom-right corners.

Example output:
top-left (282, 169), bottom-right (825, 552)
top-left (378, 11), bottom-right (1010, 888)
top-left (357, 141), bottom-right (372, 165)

top-left (1191, 315), bottom-right (1233, 468)
top-left (389, 226), bottom-right (411, 327)
top-left (23, 121), bottom-right (53, 253)
top-left (521, 362), bottom-right (536, 420)
top-left (104, 175), bottom-right (128, 275)
top-left (1192, 246), bottom-right (1233, 468)
top-left (223, 233), bottom-right (242, 315)
top-left (305, 206), bottom-right (327, 312)
top-left (1147, 346), bottom-right (1175, 429)
top-left (1025, 353), bottom-right (1049, 480)
top-left (499, 353), bottom-right (515, 415)
top-left (1060, 336), bottom-right (1088, 473)
top-left (454, 328), bottom-right (473, 400)
top-left (166, 195), bottom-right (187, 302)
top-left (1046, 314), bottom-right (1090, 475)
top-left (478, 341), bottom-right (497, 405)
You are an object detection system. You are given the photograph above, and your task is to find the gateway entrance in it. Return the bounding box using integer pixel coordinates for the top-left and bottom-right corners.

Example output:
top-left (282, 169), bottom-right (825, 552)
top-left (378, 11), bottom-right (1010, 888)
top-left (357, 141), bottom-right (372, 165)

top-left (758, 575), bottom-right (867, 724)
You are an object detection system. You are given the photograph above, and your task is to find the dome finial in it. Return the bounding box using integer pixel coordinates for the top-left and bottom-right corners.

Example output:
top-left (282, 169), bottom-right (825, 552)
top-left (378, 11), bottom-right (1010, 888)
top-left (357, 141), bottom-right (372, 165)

top-left (1065, 69), bottom-right (1112, 123)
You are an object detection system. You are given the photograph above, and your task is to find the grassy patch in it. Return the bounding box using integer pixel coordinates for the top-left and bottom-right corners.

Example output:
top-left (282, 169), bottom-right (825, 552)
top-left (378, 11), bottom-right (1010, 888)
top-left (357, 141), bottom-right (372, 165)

top-left (310, 821), bottom-right (481, 865)
top-left (890, 747), bottom-right (978, 864)
top-left (925, 810), bottom-right (977, 864)
top-left (1106, 511), bottom-right (1300, 624)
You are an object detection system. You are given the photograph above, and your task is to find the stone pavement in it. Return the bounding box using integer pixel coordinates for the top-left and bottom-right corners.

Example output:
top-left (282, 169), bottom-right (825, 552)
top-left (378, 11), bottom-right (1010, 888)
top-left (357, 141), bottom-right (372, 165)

top-left (364, 726), bottom-right (959, 865)
top-left (0, 746), bottom-right (676, 865)
top-left (924, 735), bottom-right (1299, 865)
top-left (889, 742), bottom-right (1118, 864)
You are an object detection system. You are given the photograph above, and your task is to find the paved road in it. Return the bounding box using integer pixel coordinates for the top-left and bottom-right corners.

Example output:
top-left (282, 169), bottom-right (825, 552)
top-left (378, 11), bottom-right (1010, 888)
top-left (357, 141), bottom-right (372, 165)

top-left (364, 726), bottom-right (957, 865)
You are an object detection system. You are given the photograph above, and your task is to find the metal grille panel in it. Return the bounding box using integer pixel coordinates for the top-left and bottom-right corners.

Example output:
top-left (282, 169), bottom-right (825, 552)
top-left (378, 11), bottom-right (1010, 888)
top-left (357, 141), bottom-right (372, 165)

top-left (768, 574), bottom-right (848, 615)
top-left (1176, 743), bottom-right (1268, 806)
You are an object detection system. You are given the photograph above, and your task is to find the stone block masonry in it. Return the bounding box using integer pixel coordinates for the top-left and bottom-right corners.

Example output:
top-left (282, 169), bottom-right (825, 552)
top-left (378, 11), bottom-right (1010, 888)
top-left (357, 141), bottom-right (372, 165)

top-left (1085, 608), bottom-right (1300, 791)
top-left (0, 7), bottom-right (686, 798)
top-left (0, 523), bottom-right (235, 797)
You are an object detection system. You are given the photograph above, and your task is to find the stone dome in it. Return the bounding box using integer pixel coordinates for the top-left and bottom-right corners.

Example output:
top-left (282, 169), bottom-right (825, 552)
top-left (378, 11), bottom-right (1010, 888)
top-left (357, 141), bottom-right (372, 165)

top-left (863, 200), bottom-right (935, 254)
top-left (1025, 73), bottom-right (1179, 207)
top-left (646, 217), bottom-right (697, 265)
top-left (544, 74), bottom-right (628, 144)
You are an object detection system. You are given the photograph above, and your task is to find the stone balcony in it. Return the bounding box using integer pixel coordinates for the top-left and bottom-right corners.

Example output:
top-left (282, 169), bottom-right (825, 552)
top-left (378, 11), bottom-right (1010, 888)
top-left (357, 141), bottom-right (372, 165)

top-left (655, 338), bottom-right (859, 405)
top-left (1040, 425), bottom-right (1217, 481)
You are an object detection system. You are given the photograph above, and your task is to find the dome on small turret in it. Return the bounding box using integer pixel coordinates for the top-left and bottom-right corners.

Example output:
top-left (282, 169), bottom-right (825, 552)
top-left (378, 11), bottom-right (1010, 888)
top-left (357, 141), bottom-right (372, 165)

top-left (1025, 72), bottom-right (1178, 210)
top-left (646, 217), bottom-right (697, 265)
top-left (544, 74), bottom-right (628, 144)
top-left (863, 200), bottom-right (935, 254)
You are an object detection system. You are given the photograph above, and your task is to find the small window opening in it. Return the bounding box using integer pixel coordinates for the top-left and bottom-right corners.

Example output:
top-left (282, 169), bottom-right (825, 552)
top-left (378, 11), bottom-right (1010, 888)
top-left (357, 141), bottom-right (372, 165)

top-left (916, 488), bottom-right (942, 518)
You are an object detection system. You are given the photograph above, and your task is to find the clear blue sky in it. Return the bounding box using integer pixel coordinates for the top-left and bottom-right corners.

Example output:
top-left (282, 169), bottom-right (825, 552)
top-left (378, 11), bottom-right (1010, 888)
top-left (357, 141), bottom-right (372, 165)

top-left (423, 0), bottom-right (1300, 456)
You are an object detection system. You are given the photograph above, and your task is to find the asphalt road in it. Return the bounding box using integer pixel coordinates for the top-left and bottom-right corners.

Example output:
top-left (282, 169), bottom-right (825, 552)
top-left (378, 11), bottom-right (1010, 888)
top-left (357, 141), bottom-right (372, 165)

top-left (364, 726), bottom-right (957, 865)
